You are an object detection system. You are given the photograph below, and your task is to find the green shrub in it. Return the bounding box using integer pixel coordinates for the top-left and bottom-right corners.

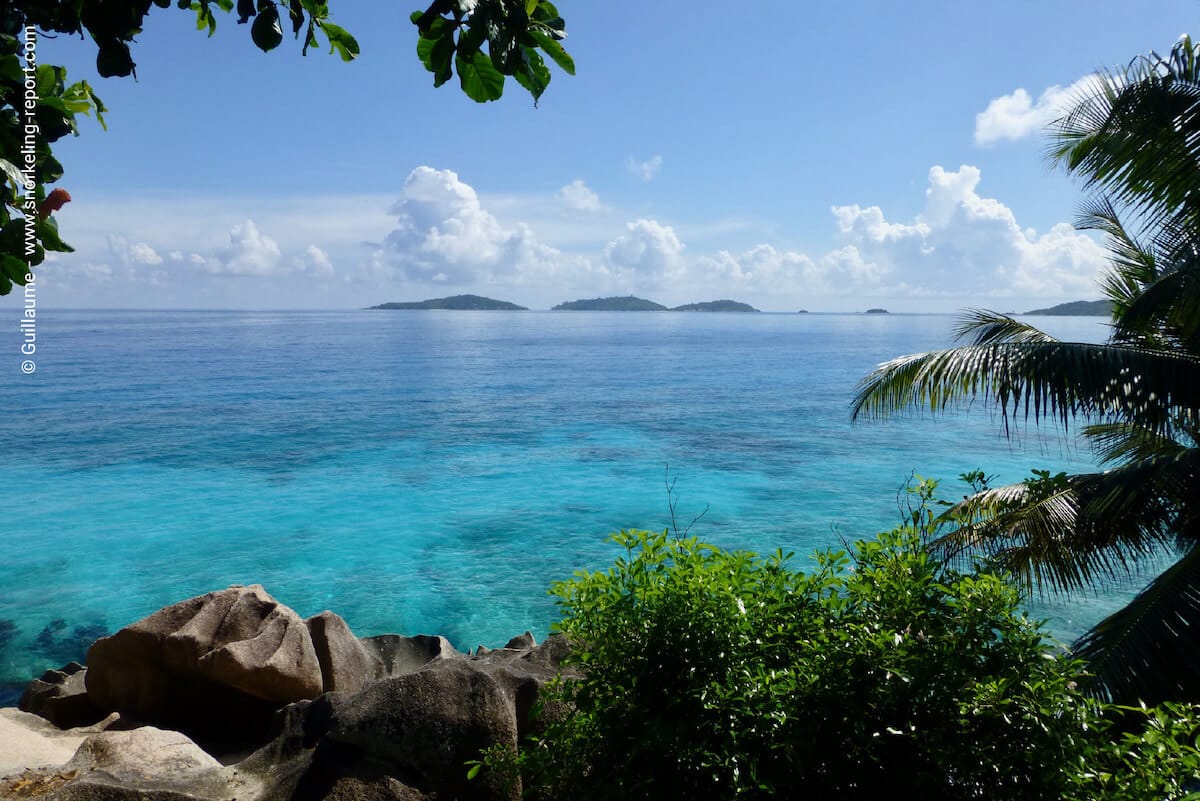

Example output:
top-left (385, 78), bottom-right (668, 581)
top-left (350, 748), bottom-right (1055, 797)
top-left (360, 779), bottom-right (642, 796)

top-left (501, 518), bottom-right (1099, 800)
top-left (1067, 702), bottom-right (1200, 800)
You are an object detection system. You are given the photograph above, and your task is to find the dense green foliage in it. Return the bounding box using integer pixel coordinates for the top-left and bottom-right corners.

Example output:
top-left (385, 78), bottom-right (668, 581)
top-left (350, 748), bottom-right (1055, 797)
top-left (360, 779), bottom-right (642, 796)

top-left (1069, 703), bottom-right (1200, 799)
top-left (852, 35), bottom-right (1200, 706)
top-left (0, 0), bottom-right (573, 292)
top-left (496, 505), bottom-right (1103, 800)
top-left (473, 480), bottom-right (1200, 798)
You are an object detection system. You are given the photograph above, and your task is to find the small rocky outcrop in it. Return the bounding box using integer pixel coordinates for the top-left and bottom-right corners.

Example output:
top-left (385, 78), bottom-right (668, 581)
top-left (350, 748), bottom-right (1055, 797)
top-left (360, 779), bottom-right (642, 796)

top-left (360, 634), bottom-right (461, 677)
top-left (18, 663), bottom-right (105, 730)
top-left (306, 612), bottom-right (384, 694)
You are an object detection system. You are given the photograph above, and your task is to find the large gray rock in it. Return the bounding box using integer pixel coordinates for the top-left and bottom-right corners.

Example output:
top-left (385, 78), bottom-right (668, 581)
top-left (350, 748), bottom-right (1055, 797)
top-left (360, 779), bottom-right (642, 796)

top-left (305, 612), bottom-right (382, 694)
top-left (0, 708), bottom-right (97, 777)
top-left (0, 725), bottom-right (265, 801)
top-left (321, 660), bottom-right (520, 801)
top-left (85, 585), bottom-right (324, 748)
top-left (258, 632), bottom-right (577, 801)
top-left (18, 663), bottom-right (106, 730)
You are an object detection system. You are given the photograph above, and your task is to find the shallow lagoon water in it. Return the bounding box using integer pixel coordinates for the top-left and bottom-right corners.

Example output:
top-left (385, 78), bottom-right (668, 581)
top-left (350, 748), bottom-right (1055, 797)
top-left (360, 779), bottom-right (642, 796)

top-left (0, 309), bottom-right (1141, 697)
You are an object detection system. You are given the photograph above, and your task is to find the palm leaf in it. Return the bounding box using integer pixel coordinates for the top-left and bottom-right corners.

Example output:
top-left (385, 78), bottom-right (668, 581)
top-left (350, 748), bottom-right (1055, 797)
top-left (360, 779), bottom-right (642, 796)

top-left (1073, 543), bottom-right (1200, 704)
top-left (851, 334), bottom-right (1200, 437)
top-left (1050, 37), bottom-right (1200, 236)
top-left (932, 461), bottom-right (1180, 593)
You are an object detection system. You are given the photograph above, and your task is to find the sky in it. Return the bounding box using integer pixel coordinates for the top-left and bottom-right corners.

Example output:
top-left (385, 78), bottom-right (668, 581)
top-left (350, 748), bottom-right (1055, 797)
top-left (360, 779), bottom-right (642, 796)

top-left (31, 0), bottom-right (1200, 312)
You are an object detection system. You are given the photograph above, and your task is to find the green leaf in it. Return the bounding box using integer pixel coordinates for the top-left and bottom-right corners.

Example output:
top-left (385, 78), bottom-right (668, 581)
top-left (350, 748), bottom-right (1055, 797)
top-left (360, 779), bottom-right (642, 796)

top-left (194, 3), bottom-right (217, 36)
top-left (530, 0), bottom-right (560, 24)
top-left (0, 53), bottom-right (21, 83)
top-left (251, 5), bottom-right (284, 51)
top-left (529, 29), bottom-right (573, 75)
top-left (513, 47), bottom-right (550, 103)
top-left (319, 22), bottom-right (359, 61)
top-left (456, 50), bottom-right (505, 102)
top-left (0, 274), bottom-right (12, 296)
top-left (95, 41), bottom-right (135, 78)
top-left (418, 31), bottom-right (455, 87)
top-left (36, 217), bottom-right (73, 254)
top-left (236, 0), bottom-right (255, 23)
top-left (0, 159), bottom-right (26, 192)
top-left (288, 0), bottom-right (305, 35)
top-left (1, 255), bottom-right (28, 284)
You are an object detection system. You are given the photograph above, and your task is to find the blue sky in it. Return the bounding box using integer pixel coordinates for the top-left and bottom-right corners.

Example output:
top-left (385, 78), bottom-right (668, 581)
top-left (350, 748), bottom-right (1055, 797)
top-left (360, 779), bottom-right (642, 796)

top-left (35, 0), bottom-right (1198, 311)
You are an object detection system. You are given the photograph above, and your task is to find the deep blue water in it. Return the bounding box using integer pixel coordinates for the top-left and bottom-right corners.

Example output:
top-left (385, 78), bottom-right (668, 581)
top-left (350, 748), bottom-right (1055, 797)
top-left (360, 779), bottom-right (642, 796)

top-left (0, 309), bottom-right (1141, 698)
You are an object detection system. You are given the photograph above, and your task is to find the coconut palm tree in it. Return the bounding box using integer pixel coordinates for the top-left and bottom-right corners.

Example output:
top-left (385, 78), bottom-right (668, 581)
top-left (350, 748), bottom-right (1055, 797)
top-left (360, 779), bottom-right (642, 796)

top-left (851, 36), bottom-right (1200, 705)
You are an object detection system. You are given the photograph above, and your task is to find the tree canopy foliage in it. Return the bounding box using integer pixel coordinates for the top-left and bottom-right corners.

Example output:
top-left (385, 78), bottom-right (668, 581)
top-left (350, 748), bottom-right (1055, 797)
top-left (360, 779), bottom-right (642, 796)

top-left (0, 0), bottom-right (574, 293)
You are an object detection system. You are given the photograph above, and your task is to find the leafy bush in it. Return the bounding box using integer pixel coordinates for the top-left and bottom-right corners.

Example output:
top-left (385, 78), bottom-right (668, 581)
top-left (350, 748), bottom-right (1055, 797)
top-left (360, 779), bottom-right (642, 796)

top-left (499, 514), bottom-right (1099, 800)
top-left (1067, 702), bottom-right (1200, 800)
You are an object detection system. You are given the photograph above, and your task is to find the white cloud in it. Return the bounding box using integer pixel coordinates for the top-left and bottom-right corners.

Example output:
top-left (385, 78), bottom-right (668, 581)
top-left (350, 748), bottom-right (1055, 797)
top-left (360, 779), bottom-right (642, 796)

top-left (295, 244), bottom-right (335, 276)
top-left (107, 235), bottom-right (163, 266)
top-left (40, 163), bottom-right (1106, 311)
top-left (604, 218), bottom-right (685, 282)
top-left (975, 75), bottom-right (1101, 144)
top-left (206, 220), bottom-right (282, 276)
top-left (375, 166), bottom-right (581, 288)
top-left (832, 164), bottom-right (1107, 300)
top-left (625, 154), bottom-right (663, 182)
top-left (557, 179), bottom-right (604, 213)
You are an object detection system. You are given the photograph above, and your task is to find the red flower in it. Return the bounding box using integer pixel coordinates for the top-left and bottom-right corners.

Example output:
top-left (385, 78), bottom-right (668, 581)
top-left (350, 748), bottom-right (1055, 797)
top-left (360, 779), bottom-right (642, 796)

top-left (39, 188), bottom-right (72, 220)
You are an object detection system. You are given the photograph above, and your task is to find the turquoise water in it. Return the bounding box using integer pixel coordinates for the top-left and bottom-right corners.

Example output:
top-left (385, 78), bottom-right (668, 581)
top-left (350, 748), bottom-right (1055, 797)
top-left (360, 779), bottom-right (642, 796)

top-left (0, 310), bottom-right (1135, 699)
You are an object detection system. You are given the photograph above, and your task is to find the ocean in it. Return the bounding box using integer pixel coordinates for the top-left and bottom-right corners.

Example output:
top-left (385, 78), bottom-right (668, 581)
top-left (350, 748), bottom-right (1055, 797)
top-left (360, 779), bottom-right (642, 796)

top-left (0, 309), bottom-right (1143, 701)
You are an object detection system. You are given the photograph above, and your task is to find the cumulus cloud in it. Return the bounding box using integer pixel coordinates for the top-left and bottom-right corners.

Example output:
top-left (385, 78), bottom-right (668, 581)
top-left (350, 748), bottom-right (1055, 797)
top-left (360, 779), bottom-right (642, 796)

top-left (830, 164), bottom-right (1107, 299)
top-left (375, 166), bottom-right (577, 287)
top-left (625, 154), bottom-right (663, 182)
top-left (557, 179), bottom-right (604, 213)
top-left (604, 218), bottom-right (685, 282)
top-left (107, 235), bottom-right (163, 266)
top-left (295, 244), bottom-right (335, 276)
top-left (205, 220), bottom-right (282, 276)
top-left (974, 75), bottom-right (1101, 144)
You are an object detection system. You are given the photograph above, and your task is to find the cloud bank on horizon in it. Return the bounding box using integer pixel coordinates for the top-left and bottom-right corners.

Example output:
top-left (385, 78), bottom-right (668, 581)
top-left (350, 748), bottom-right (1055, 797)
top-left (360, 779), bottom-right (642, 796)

top-left (36, 75), bottom-right (1116, 312)
top-left (40, 157), bottom-right (1107, 312)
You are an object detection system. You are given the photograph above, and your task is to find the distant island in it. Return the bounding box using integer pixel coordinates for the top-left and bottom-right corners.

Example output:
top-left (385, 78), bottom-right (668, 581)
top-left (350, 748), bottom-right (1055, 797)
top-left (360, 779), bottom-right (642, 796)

top-left (553, 296), bottom-right (668, 311)
top-left (368, 294), bottom-right (528, 311)
top-left (552, 296), bottom-right (759, 312)
top-left (1023, 299), bottom-right (1112, 316)
top-left (865, 308), bottom-right (889, 314)
top-left (670, 300), bottom-right (759, 312)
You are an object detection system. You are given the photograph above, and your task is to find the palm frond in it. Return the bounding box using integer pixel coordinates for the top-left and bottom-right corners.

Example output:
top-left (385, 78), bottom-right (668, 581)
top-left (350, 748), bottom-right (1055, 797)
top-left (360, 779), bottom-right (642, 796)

top-left (1076, 197), bottom-right (1158, 329)
top-left (951, 309), bottom-right (1058, 345)
top-left (931, 463), bottom-right (1180, 593)
top-left (851, 335), bottom-right (1200, 436)
top-left (1073, 543), bottom-right (1200, 705)
top-left (1049, 37), bottom-right (1200, 235)
top-left (1084, 420), bottom-right (1192, 465)
top-left (1117, 250), bottom-right (1200, 354)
